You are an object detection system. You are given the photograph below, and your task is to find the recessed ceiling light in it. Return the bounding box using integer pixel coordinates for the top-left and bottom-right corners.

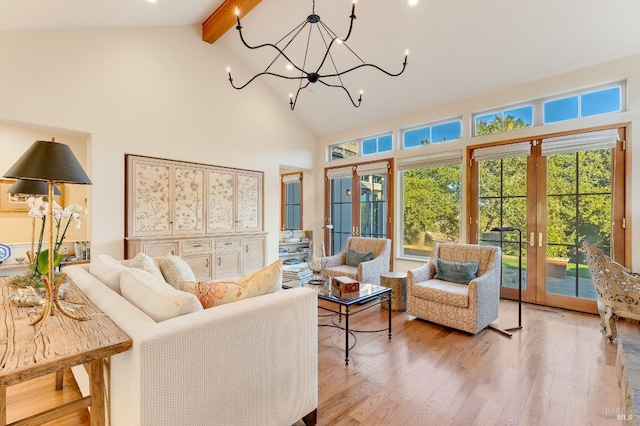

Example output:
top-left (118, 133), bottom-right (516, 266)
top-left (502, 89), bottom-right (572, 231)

top-left (146, 0), bottom-right (157, 3)
top-left (408, 0), bottom-right (418, 5)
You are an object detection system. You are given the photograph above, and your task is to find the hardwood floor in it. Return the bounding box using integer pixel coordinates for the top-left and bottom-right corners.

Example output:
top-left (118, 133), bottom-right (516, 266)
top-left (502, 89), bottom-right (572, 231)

top-left (6, 299), bottom-right (636, 425)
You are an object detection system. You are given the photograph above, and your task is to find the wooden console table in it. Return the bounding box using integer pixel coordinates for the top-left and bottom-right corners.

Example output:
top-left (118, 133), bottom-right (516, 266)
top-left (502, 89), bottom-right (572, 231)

top-left (0, 278), bottom-right (132, 426)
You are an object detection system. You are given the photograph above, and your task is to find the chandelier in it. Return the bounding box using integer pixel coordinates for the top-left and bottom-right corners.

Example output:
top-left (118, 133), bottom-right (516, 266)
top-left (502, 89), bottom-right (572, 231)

top-left (226, 0), bottom-right (408, 110)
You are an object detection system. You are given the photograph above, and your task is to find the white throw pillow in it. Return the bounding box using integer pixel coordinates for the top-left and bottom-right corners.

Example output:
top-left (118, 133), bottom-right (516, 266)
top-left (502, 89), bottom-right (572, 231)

top-left (159, 255), bottom-right (196, 289)
top-left (120, 268), bottom-right (203, 322)
top-left (89, 254), bottom-right (129, 293)
top-left (128, 252), bottom-right (165, 281)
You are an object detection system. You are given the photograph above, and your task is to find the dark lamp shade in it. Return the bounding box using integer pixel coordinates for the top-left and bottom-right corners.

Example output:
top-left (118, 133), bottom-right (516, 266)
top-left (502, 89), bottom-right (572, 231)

top-left (3, 140), bottom-right (92, 185)
top-left (8, 179), bottom-right (61, 195)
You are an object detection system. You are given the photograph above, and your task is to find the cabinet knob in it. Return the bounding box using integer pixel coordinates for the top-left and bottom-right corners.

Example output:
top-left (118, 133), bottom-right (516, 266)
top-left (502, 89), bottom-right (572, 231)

top-left (205, 258), bottom-right (209, 267)
top-left (193, 244), bottom-right (203, 248)
top-left (245, 245), bottom-right (249, 253)
top-left (218, 257), bottom-right (221, 266)
top-left (171, 250), bottom-right (174, 255)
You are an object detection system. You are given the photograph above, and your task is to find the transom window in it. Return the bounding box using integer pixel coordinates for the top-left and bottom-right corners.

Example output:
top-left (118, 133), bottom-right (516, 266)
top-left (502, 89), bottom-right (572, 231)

top-left (474, 105), bottom-right (533, 136)
top-left (329, 134), bottom-right (393, 161)
top-left (544, 85), bottom-right (622, 124)
top-left (403, 119), bottom-right (462, 149)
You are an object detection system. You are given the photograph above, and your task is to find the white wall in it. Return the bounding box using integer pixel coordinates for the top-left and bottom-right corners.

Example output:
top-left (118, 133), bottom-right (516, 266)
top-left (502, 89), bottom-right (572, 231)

top-left (0, 26), bottom-right (317, 261)
top-left (316, 54), bottom-right (640, 271)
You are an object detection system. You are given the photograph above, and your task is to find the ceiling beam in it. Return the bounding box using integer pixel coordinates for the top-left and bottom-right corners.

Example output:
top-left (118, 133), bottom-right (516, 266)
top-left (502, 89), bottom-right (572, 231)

top-left (202, 0), bottom-right (263, 44)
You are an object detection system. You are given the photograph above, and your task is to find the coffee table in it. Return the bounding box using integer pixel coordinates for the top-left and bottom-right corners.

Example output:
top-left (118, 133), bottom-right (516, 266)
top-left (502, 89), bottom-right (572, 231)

top-left (287, 280), bottom-right (391, 366)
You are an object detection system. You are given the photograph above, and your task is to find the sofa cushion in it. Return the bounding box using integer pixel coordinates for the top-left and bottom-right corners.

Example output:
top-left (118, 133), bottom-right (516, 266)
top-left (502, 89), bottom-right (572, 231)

top-left (435, 258), bottom-right (479, 285)
top-left (159, 255), bottom-right (196, 288)
top-left (89, 254), bottom-right (129, 293)
top-left (346, 248), bottom-right (373, 267)
top-left (120, 268), bottom-right (203, 322)
top-left (128, 252), bottom-right (165, 280)
top-left (411, 278), bottom-right (470, 308)
top-left (180, 260), bottom-right (282, 308)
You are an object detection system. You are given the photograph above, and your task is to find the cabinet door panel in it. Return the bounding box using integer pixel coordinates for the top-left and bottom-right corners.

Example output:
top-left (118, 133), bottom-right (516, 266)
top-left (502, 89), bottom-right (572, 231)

top-left (174, 167), bottom-right (205, 234)
top-left (236, 171), bottom-right (262, 233)
top-left (207, 169), bottom-right (235, 234)
top-left (243, 236), bottom-right (266, 273)
top-left (215, 251), bottom-right (241, 279)
top-left (130, 159), bottom-right (172, 237)
top-left (183, 253), bottom-right (212, 280)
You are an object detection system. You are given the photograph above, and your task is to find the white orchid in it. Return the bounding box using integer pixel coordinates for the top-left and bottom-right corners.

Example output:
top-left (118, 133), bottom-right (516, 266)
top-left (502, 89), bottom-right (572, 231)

top-left (27, 197), bottom-right (88, 275)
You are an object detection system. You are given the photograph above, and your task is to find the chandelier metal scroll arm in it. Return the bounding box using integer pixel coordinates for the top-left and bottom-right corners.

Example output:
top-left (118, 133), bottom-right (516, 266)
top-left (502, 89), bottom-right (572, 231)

top-left (228, 69), bottom-right (308, 90)
top-left (236, 15), bottom-right (310, 76)
top-left (313, 4), bottom-right (358, 75)
top-left (320, 54), bottom-right (408, 80)
top-left (289, 80), bottom-right (313, 110)
top-left (318, 80), bottom-right (362, 108)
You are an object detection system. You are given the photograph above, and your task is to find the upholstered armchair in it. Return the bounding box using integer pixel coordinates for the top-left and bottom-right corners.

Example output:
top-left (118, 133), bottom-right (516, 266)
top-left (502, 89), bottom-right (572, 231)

top-left (321, 237), bottom-right (391, 286)
top-left (407, 243), bottom-right (501, 334)
top-left (582, 240), bottom-right (640, 341)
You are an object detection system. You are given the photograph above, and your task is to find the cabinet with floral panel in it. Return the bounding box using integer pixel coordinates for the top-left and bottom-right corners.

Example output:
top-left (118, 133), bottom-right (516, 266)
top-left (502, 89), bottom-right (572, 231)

top-left (126, 156), bottom-right (205, 238)
top-left (206, 168), bottom-right (262, 234)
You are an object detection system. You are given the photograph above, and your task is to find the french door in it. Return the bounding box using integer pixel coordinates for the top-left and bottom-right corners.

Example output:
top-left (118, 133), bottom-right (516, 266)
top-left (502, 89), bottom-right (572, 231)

top-left (324, 160), bottom-right (393, 256)
top-left (469, 128), bottom-right (625, 313)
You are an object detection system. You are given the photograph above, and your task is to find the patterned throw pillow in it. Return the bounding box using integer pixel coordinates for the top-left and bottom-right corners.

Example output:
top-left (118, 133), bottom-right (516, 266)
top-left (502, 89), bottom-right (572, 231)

top-left (435, 258), bottom-right (479, 285)
top-left (128, 252), bottom-right (165, 281)
top-left (180, 260), bottom-right (282, 309)
top-left (159, 255), bottom-right (196, 288)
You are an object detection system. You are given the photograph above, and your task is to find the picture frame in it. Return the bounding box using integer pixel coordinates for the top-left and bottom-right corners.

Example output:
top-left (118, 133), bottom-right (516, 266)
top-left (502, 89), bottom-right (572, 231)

top-left (0, 179), bottom-right (65, 213)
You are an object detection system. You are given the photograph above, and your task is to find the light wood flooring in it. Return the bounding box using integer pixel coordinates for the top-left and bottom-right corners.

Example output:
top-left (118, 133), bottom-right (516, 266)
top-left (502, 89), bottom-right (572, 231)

top-left (6, 299), bottom-right (637, 425)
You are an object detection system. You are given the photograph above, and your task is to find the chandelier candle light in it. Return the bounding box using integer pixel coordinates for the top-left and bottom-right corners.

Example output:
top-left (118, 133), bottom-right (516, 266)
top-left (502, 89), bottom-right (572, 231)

top-left (227, 0), bottom-right (408, 109)
top-left (4, 138), bottom-right (92, 338)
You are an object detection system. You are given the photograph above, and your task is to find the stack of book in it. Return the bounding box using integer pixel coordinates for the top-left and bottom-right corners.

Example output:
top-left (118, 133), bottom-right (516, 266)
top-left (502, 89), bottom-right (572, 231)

top-left (282, 266), bottom-right (313, 285)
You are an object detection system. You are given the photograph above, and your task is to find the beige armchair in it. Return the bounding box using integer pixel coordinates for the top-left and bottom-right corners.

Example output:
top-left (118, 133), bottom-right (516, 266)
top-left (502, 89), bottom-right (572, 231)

top-left (583, 240), bottom-right (640, 341)
top-left (320, 237), bottom-right (391, 286)
top-left (407, 243), bottom-right (501, 334)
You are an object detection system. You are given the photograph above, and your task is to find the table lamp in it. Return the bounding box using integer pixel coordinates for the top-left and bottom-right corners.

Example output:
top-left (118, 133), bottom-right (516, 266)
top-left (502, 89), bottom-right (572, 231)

top-left (4, 138), bottom-right (92, 338)
top-left (8, 179), bottom-right (61, 267)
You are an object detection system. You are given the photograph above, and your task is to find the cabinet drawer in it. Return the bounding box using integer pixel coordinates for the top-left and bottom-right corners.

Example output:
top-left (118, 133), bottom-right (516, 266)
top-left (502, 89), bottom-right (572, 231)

top-left (215, 238), bottom-right (241, 251)
top-left (182, 239), bottom-right (213, 253)
top-left (142, 241), bottom-right (179, 257)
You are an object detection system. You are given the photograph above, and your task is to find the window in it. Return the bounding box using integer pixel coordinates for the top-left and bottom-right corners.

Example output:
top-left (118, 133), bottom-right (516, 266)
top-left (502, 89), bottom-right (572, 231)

top-left (281, 172), bottom-right (302, 230)
top-left (329, 134), bottom-right (395, 161)
top-left (403, 119), bottom-right (462, 149)
top-left (399, 151), bottom-right (462, 258)
top-left (474, 105), bottom-right (533, 136)
top-left (330, 141), bottom-right (358, 161)
top-left (363, 134), bottom-right (393, 155)
top-left (543, 85), bottom-right (622, 124)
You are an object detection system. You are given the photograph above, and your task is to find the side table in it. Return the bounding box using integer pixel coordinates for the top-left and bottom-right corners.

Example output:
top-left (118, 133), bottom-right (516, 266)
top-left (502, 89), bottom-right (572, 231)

top-left (0, 277), bottom-right (132, 426)
top-left (381, 272), bottom-right (407, 311)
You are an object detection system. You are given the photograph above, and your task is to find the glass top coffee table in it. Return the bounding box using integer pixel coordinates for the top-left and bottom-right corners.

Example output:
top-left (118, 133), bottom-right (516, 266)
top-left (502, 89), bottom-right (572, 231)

top-left (285, 280), bottom-right (392, 365)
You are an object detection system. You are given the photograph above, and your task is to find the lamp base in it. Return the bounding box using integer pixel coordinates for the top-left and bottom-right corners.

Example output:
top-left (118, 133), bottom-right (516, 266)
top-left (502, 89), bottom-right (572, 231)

top-left (488, 323), bottom-right (523, 338)
top-left (30, 273), bottom-right (89, 338)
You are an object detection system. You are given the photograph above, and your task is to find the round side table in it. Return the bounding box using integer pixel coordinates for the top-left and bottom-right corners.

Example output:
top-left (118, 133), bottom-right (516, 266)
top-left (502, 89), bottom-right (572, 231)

top-left (380, 271), bottom-right (407, 311)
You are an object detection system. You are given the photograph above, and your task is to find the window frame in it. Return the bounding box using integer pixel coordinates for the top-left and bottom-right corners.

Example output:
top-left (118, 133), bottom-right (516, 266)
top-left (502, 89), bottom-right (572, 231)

top-left (280, 172), bottom-right (303, 231)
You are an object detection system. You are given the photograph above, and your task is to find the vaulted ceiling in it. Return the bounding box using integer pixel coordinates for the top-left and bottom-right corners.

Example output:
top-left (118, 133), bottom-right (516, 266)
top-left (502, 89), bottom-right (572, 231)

top-left (2, 0), bottom-right (640, 136)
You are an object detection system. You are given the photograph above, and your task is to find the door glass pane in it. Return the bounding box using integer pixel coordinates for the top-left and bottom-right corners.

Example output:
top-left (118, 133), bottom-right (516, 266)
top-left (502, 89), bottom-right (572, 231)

top-left (545, 148), bottom-right (612, 299)
top-left (478, 157), bottom-right (528, 292)
top-left (359, 173), bottom-right (387, 238)
top-left (284, 181), bottom-right (301, 230)
top-left (330, 177), bottom-right (352, 255)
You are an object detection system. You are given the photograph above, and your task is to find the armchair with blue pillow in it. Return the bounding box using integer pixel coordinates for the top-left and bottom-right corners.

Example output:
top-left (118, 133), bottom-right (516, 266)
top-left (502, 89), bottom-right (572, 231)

top-left (407, 243), bottom-right (501, 334)
top-left (320, 237), bottom-right (391, 286)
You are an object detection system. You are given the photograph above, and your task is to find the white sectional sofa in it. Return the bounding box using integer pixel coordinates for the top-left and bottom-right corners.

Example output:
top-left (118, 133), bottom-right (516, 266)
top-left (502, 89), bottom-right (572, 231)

top-left (64, 264), bottom-right (318, 426)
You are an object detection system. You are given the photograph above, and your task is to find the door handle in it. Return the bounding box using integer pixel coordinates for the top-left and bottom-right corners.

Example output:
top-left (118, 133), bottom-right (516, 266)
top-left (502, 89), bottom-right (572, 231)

top-left (218, 257), bottom-right (221, 266)
top-left (538, 232), bottom-right (543, 247)
top-left (530, 232), bottom-right (535, 246)
top-left (245, 245), bottom-right (249, 253)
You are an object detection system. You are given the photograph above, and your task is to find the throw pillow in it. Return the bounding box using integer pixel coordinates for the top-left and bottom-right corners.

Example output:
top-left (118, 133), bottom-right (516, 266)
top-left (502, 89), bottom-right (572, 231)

top-left (435, 258), bottom-right (479, 285)
top-left (159, 255), bottom-right (196, 288)
top-left (180, 260), bottom-right (282, 309)
top-left (89, 254), bottom-right (129, 293)
top-left (120, 268), bottom-right (203, 322)
top-left (128, 252), bottom-right (165, 281)
top-left (345, 248), bottom-right (374, 267)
